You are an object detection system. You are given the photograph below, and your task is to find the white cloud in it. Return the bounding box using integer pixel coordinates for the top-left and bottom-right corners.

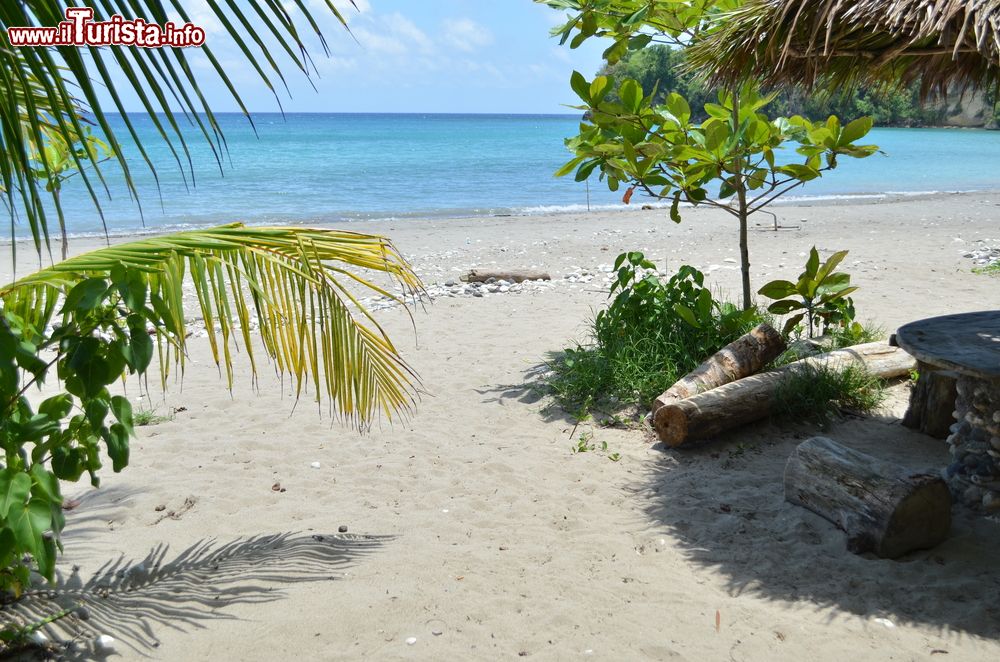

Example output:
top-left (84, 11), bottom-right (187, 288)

top-left (442, 18), bottom-right (494, 53)
top-left (352, 12), bottom-right (432, 56)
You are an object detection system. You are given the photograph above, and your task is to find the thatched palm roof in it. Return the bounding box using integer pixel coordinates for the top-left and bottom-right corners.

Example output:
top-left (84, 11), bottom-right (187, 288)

top-left (686, 0), bottom-right (1000, 96)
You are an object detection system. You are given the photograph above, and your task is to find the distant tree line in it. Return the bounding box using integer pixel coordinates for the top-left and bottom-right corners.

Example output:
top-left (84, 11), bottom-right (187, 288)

top-left (598, 46), bottom-right (998, 128)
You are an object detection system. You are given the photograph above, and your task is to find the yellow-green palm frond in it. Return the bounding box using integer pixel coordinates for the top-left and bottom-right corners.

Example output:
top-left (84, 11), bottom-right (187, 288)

top-left (1, 224), bottom-right (424, 427)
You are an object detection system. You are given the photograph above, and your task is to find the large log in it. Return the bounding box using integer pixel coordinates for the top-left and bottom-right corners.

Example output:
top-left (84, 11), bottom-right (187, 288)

top-left (654, 342), bottom-right (916, 446)
top-left (901, 362), bottom-right (958, 439)
top-left (652, 323), bottom-right (786, 413)
top-left (464, 269), bottom-right (551, 283)
top-left (784, 437), bottom-right (951, 558)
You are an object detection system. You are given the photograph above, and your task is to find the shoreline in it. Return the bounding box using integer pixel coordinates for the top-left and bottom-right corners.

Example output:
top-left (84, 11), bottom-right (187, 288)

top-left (2, 188), bottom-right (996, 248)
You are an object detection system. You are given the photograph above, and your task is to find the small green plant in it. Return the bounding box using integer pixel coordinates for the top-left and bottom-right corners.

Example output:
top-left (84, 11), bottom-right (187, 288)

top-left (570, 432), bottom-right (621, 462)
top-left (571, 431), bottom-right (597, 454)
top-left (972, 262), bottom-right (1000, 276)
top-left (773, 364), bottom-right (886, 427)
top-left (758, 247), bottom-right (859, 338)
top-left (133, 407), bottom-right (174, 427)
top-left (546, 253), bottom-right (768, 414)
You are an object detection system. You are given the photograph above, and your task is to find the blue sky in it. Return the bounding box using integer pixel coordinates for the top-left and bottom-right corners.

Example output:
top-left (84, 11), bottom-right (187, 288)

top-left (126, 0), bottom-right (609, 114)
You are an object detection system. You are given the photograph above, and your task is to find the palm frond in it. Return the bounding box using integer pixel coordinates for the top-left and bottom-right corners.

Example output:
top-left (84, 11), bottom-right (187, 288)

top-left (686, 0), bottom-right (1000, 98)
top-left (1, 225), bottom-right (424, 426)
top-left (2, 532), bottom-right (388, 655)
top-left (2, 0), bottom-right (352, 262)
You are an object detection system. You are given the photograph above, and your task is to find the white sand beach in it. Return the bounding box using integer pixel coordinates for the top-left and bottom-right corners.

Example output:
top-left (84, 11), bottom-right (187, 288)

top-left (3, 191), bottom-right (1000, 660)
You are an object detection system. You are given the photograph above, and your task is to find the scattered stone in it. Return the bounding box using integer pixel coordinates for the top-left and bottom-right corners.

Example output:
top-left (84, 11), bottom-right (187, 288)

top-left (406, 637), bottom-right (417, 645)
top-left (964, 485), bottom-right (984, 504)
top-left (338, 525), bottom-right (348, 533)
top-left (310, 462), bottom-right (321, 469)
top-left (94, 635), bottom-right (116, 654)
top-left (984, 491), bottom-right (1000, 512)
top-left (154, 504), bottom-right (166, 512)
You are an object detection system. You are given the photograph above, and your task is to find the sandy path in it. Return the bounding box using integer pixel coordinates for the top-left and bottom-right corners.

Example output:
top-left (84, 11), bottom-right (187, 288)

top-left (2, 192), bottom-right (1000, 660)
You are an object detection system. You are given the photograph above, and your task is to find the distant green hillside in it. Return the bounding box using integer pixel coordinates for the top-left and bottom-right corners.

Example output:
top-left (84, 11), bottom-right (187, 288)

top-left (598, 46), bottom-right (998, 128)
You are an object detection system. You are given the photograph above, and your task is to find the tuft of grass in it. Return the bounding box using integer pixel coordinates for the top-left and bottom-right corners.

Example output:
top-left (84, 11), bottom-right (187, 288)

top-left (828, 321), bottom-right (885, 347)
top-left (134, 408), bottom-right (174, 427)
top-left (973, 262), bottom-right (1000, 276)
top-left (546, 308), bottom-right (769, 415)
top-left (772, 364), bottom-right (886, 427)
top-left (774, 321), bottom-right (885, 366)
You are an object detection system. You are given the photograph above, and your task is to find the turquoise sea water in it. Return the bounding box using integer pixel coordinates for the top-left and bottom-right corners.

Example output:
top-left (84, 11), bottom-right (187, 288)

top-left (20, 113), bottom-right (1000, 238)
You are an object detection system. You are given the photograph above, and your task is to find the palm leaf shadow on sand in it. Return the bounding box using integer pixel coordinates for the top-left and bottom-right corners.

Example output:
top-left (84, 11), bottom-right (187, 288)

top-left (4, 532), bottom-right (390, 658)
top-left (639, 413), bottom-right (1000, 640)
top-left (475, 355), bottom-right (610, 426)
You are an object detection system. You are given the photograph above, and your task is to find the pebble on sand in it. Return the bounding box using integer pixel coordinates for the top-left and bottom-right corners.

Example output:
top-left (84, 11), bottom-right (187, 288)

top-left (95, 635), bottom-right (116, 654)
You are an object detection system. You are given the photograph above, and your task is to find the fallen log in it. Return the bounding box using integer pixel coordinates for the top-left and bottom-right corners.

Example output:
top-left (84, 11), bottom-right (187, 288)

top-left (784, 436), bottom-right (951, 558)
top-left (463, 269), bottom-right (551, 283)
top-left (901, 362), bottom-right (958, 439)
top-left (654, 342), bottom-right (916, 446)
top-left (652, 323), bottom-right (786, 413)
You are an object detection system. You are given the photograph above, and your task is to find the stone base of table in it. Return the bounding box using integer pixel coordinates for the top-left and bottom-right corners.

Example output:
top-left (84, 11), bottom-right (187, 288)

top-left (945, 375), bottom-right (1000, 512)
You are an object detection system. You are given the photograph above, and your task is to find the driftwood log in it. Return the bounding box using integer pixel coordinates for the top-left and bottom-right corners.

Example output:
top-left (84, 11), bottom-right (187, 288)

top-left (653, 342), bottom-right (916, 446)
top-left (901, 362), bottom-right (958, 439)
top-left (652, 323), bottom-right (786, 413)
top-left (784, 437), bottom-right (951, 558)
top-left (463, 269), bottom-right (551, 283)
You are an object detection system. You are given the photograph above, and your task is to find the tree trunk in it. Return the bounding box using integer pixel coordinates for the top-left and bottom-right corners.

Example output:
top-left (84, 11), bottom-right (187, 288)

top-left (651, 323), bottom-right (786, 413)
top-left (784, 436), bottom-right (951, 558)
top-left (463, 269), bottom-right (551, 283)
top-left (901, 362), bottom-right (958, 439)
top-left (731, 89), bottom-right (752, 311)
top-left (653, 342), bottom-right (916, 446)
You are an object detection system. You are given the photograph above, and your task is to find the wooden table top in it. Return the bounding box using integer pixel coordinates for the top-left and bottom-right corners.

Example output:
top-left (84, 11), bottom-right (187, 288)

top-left (895, 311), bottom-right (1000, 379)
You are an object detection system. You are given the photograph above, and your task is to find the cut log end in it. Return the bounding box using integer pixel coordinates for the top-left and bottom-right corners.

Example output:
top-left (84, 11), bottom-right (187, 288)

top-left (653, 407), bottom-right (688, 447)
top-left (785, 437), bottom-right (951, 559)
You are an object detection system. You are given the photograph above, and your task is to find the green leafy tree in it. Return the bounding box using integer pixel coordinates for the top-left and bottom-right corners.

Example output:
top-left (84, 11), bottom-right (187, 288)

top-left (0, 1), bottom-right (423, 610)
top-left (540, 0), bottom-right (879, 309)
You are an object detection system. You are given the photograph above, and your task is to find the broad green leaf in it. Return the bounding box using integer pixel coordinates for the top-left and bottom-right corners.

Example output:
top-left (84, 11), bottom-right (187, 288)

top-left (768, 300), bottom-right (805, 314)
top-left (841, 117), bottom-right (874, 145)
top-left (673, 304), bottom-right (700, 329)
top-left (590, 76), bottom-right (611, 104)
top-left (111, 396), bottom-right (135, 437)
top-left (620, 79), bottom-right (642, 113)
top-left (704, 103), bottom-right (729, 120)
top-left (570, 71), bottom-right (590, 103)
top-left (805, 247), bottom-right (820, 278)
top-left (782, 313), bottom-right (806, 336)
top-left (29, 465), bottom-right (60, 504)
top-left (0, 470), bottom-right (31, 519)
top-left (665, 93), bottom-right (690, 124)
top-left (62, 278), bottom-right (108, 313)
top-left (757, 280), bottom-right (798, 300)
